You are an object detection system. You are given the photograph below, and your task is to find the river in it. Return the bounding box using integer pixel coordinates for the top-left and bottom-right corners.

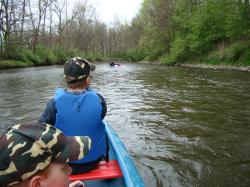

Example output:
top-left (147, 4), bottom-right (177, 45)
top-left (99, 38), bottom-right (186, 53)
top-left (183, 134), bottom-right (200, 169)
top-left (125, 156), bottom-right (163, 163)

top-left (0, 63), bottom-right (250, 187)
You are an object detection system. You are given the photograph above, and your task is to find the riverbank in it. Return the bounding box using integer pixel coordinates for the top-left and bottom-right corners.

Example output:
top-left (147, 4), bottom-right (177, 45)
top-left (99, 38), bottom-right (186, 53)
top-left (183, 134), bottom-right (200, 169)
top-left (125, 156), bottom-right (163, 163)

top-left (1, 59), bottom-right (250, 73)
top-left (0, 59), bottom-right (102, 71)
top-left (0, 59), bottom-right (60, 70)
top-left (137, 60), bottom-right (250, 72)
top-left (0, 60), bottom-right (34, 69)
top-left (0, 55), bottom-right (108, 70)
top-left (175, 63), bottom-right (250, 72)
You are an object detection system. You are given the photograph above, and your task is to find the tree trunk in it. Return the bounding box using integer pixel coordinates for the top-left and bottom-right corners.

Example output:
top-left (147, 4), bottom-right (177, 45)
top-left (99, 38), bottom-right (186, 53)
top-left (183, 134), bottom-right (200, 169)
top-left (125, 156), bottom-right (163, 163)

top-left (20, 0), bottom-right (26, 47)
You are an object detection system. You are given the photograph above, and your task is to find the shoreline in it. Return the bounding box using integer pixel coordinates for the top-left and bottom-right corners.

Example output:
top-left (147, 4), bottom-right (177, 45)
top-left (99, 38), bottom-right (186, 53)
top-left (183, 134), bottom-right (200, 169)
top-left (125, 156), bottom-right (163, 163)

top-left (137, 60), bottom-right (250, 72)
top-left (1, 60), bottom-right (250, 73)
top-left (175, 63), bottom-right (250, 72)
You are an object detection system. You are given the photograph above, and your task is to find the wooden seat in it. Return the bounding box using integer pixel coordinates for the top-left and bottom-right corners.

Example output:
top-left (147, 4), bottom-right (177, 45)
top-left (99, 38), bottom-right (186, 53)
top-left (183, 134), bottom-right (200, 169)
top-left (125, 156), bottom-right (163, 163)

top-left (69, 160), bottom-right (123, 181)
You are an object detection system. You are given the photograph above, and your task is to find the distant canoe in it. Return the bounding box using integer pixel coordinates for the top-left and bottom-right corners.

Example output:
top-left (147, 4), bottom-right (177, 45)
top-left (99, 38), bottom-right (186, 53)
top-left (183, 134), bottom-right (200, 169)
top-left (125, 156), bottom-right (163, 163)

top-left (109, 62), bottom-right (121, 67)
top-left (69, 121), bottom-right (145, 187)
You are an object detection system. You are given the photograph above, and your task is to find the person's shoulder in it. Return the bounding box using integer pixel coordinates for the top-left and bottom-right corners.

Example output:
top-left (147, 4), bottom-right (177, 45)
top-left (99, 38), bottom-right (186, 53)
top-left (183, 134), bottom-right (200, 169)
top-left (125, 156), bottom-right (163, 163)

top-left (86, 89), bottom-right (97, 94)
top-left (85, 89), bottom-right (99, 97)
top-left (85, 90), bottom-right (105, 104)
top-left (87, 90), bottom-right (105, 98)
top-left (54, 88), bottom-right (66, 98)
top-left (55, 88), bottom-right (65, 93)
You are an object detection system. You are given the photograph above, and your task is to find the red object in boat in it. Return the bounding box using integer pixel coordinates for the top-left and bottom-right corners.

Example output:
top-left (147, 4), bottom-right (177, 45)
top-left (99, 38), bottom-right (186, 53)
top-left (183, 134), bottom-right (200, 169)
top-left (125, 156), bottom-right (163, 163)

top-left (69, 160), bottom-right (123, 181)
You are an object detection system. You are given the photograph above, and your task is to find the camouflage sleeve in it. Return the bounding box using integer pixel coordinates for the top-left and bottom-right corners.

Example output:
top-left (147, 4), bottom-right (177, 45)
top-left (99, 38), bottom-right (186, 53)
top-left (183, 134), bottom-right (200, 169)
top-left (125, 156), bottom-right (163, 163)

top-left (39, 98), bottom-right (57, 126)
top-left (97, 93), bottom-right (107, 120)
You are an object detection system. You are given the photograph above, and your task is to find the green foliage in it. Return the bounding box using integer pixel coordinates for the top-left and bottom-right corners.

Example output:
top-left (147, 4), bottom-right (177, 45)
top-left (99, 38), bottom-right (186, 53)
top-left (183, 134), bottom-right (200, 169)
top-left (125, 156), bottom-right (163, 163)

top-left (206, 41), bottom-right (250, 65)
top-left (160, 55), bottom-right (175, 65)
top-left (169, 32), bottom-right (191, 62)
top-left (35, 45), bottom-right (56, 65)
top-left (84, 52), bottom-right (105, 62)
top-left (125, 48), bottom-right (147, 61)
top-left (54, 49), bottom-right (71, 63)
top-left (0, 45), bottom-right (109, 68)
top-left (2, 46), bottom-right (76, 67)
top-left (140, 31), bottom-right (169, 61)
top-left (21, 50), bottom-right (38, 64)
top-left (239, 50), bottom-right (250, 65)
top-left (174, 0), bottom-right (229, 57)
top-left (4, 47), bottom-right (43, 65)
top-left (169, 0), bottom-right (250, 64)
top-left (224, 2), bottom-right (250, 39)
top-left (3, 45), bottom-right (65, 66)
top-left (2, 0), bottom-right (250, 68)
top-left (136, 0), bottom-right (174, 61)
top-left (5, 47), bottom-right (30, 62)
top-left (0, 60), bottom-right (33, 69)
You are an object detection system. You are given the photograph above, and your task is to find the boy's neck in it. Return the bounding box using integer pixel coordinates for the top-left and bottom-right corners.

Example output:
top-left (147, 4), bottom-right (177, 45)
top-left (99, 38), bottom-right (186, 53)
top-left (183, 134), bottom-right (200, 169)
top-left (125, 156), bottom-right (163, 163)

top-left (67, 87), bottom-right (86, 92)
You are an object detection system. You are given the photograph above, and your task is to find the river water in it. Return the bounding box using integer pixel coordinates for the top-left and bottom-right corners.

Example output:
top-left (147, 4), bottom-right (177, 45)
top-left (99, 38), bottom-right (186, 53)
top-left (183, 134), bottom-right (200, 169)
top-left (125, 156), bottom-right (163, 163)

top-left (0, 63), bottom-right (250, 187)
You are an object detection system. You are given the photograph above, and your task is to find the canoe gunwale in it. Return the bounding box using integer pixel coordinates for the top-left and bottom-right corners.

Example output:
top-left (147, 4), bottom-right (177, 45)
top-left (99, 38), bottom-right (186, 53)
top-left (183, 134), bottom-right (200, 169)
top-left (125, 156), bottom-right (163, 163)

top-left (104, 121), bottom-right (145, 187)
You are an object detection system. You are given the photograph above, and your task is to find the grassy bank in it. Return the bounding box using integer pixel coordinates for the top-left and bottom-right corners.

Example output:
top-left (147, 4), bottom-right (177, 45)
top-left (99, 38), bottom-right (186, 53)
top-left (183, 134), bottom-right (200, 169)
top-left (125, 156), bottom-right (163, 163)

top-left (0, 60), bottom-right (34, 69)
top-left (123, 40), bottom-right (250, 68)
top-left (0, 47), bottom-right (109, 70)
top-left (0, 47), bottom-right (67, 69)
top-left (158, 40), bottom-right (250, 67)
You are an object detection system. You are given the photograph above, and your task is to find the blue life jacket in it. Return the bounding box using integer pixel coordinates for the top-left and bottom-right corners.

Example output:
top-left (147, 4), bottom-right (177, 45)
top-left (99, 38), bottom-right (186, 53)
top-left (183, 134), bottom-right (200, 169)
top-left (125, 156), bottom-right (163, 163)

top-left (54, 88), bottom-right (106, 163)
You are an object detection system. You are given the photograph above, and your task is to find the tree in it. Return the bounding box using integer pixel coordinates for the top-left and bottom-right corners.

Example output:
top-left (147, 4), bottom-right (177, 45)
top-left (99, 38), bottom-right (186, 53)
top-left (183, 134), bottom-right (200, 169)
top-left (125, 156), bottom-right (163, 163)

top-left (136, 0), bottom-right (175, 61)
top-left (28, 0), bottom-right (51, 51)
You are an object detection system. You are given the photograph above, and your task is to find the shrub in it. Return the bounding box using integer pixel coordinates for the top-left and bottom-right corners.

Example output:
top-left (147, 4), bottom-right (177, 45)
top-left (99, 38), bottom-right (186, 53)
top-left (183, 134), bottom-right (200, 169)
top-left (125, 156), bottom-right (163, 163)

top-left (84, 52), bottom-right (104, 62)
top-left (125, 48), bottom-right (146, 62)
top-left (206, 41), bottom-right (250, 65)
top-left (160, 55), bottom-right (175, 65)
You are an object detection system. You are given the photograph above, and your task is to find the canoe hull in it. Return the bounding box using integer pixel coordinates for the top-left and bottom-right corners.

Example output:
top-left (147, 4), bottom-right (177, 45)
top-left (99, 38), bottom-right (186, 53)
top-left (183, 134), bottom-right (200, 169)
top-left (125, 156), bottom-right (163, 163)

top-left (70, 122), bottom-right (144, 187)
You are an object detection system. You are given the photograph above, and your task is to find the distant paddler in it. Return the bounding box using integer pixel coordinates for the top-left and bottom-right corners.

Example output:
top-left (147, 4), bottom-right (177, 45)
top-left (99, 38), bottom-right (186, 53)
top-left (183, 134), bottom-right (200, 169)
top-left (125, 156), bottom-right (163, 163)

top-left (109, 62), bottom-right (120, 67)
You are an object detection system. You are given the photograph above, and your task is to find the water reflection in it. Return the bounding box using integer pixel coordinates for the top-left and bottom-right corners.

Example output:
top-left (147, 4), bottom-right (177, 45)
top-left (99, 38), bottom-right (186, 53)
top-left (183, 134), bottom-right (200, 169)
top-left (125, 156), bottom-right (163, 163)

top-left (0, 64), bottom-right (250, 186)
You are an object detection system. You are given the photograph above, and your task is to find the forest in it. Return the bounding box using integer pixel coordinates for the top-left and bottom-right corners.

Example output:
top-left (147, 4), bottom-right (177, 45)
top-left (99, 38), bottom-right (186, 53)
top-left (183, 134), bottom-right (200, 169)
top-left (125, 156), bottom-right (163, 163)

top-left (0, 0), bottom-right (250, 68)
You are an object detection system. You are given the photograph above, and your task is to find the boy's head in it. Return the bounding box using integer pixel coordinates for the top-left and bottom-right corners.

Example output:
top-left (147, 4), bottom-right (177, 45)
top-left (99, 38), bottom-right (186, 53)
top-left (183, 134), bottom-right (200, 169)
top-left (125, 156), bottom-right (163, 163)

top-left (0, 122), bottom-right (91, 186)
top-left (64, 57), bottom-right (91, 88)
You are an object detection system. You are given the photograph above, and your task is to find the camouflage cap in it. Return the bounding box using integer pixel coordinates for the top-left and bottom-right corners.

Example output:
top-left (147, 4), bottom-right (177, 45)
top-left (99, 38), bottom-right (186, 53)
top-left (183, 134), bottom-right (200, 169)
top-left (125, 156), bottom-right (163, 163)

top-left (0, 122), bottom-right (91, 186)
top-left (64, 57), bottom-right (92, 83)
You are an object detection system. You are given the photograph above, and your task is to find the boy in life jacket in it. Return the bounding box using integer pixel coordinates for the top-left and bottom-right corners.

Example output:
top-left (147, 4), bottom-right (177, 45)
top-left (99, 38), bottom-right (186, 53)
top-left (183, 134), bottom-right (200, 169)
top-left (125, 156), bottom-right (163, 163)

top-left (0, 122), bottom-right (91, 187)
top-left (39, 57), bottom-right (107, 174)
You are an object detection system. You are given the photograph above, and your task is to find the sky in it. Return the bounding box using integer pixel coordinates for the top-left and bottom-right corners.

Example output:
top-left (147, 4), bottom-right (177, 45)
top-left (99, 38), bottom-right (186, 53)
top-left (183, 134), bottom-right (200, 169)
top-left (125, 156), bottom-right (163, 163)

top-left (89, 0), bottom-right (143, 24)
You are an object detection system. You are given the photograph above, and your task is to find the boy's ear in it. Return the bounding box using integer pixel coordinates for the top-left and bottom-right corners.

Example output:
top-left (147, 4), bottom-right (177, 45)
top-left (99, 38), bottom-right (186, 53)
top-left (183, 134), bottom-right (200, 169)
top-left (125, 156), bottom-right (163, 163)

top-left (86, 76), bottom-right (91, 85)
top-left (29, 175), bottom-right (43, 187)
